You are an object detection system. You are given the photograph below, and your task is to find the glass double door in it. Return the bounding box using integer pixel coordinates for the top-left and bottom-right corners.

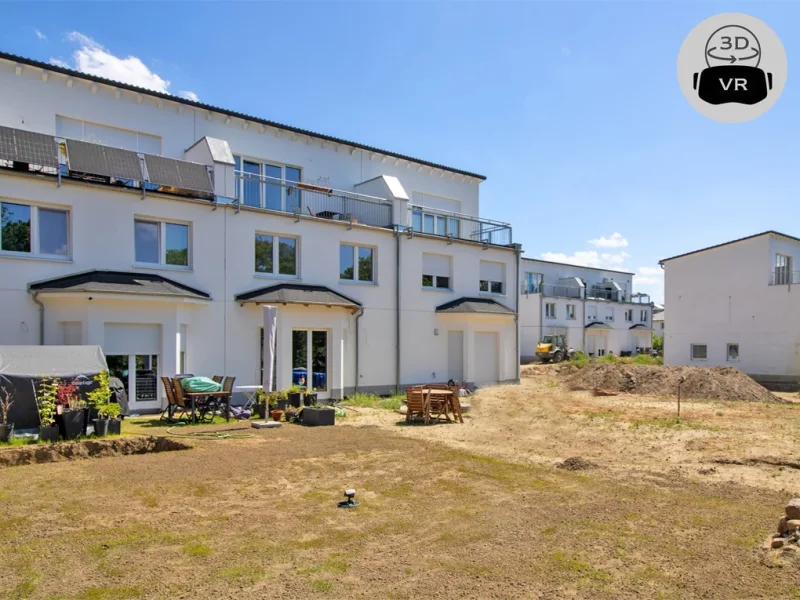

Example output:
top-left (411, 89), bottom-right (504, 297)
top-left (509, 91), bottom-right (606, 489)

top-left (106, 354), bottom-right (159, 411)
top-left (291, 329), bottom-right (329, 399)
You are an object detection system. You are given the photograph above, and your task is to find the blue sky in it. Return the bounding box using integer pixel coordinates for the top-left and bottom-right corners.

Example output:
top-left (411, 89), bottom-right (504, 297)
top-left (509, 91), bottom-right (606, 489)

top-left (3, 1), bottom-right (799, 304)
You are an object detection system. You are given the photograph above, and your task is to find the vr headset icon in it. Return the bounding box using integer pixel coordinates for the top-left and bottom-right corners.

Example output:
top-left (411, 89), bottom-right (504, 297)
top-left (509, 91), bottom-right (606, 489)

top-left (693, 65), bottom-right (773, 105)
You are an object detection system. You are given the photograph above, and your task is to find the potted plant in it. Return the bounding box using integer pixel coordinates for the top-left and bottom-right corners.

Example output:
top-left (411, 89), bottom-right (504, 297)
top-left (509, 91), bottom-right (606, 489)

top-left (270, 409), bottom-right (284, 422)
top-left (55, 378), bottom-right (85, 440)
top-left (97, 401), bottom-right (120, 437)
top-left (0, 384), bottom-right (15, 443)
top-left (287, 385), bottom-right (304, 408)
top-left (255, 390), bottom-right (269, 419)
top-left (108, 408), bottom-right (123, 436)
top-left (303, 404), bottom-right (335, 427)
top-left (284, 406), bottom-right (300, 423)
top-left (36, 377), bottom-right (59, 443)
top-left (275, 389), bottom-right (290, 412)
top-left (87, 370), bottom-right (114, 437)
top-left (304, 389), bottom-right (318, 406)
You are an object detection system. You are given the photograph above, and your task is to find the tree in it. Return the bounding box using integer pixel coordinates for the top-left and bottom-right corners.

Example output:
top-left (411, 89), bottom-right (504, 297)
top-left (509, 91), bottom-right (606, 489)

top-left (653, 334), bottom-right (663, 353)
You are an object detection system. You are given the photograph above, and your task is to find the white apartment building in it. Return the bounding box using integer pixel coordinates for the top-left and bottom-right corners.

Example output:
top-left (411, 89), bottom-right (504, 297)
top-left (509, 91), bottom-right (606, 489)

top-left (519, 258), bottom-right (652, 361)
top-left (661, 230), bottom-right (800, 388)
top-left (0, 51), bottom-right (520, 412)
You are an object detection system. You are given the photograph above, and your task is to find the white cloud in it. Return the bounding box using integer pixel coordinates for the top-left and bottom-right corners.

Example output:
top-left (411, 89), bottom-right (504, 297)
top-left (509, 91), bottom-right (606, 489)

top-left (35, 30), bottom-right (46, 41)
top-left (60, 31), bottom-right (170, 93)
top-left (49, 58), bottom-right (69, 69)
top-left (179, 90), bottom-right (199, 102)
top-left (540, 250), bottom-right (630, 270)
top-left (588, 232), bottom-right (628, 248)
top-left (635, 266), bottom-right (664, 285)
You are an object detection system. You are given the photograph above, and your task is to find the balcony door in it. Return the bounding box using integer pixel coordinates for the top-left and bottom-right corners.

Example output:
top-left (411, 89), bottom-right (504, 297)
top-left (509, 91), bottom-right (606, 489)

top-left (292, 329), bottom-right (329, 399)
top-left (775, 254), bottom-right (792, 285)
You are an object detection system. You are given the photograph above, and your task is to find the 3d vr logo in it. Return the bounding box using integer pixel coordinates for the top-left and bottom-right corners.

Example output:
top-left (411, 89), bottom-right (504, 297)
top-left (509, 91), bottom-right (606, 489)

top-left (677, 14), bottom-right (787, 123)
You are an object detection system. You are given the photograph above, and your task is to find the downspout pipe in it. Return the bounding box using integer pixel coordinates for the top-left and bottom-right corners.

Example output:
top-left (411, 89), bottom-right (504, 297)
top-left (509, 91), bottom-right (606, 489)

top-left (395, 228), bottom-right (401, 393)
top-left (513, 243), bottom-right (522, 382)
top-left (29, 290), bottom-right (45, 345)
top-left (353, 306), bottom-right (364, 395)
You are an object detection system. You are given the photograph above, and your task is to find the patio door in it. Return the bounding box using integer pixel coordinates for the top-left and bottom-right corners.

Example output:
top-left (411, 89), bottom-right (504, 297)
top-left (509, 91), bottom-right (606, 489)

top-left (292, 329), bottom-right (329, 399)
top-left (106, 354), bottom-right (160, 412)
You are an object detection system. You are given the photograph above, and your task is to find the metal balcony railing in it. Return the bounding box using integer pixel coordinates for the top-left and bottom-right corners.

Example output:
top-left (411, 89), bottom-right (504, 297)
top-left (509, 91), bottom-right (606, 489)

top-left (409, 205), bottom-right (512, 246)
top-left (540, 283), bottom-right (585, 299)
top-left (235, 171), bottom-right (393, 228)
top-left (769, 270), bottom-right (800, 285)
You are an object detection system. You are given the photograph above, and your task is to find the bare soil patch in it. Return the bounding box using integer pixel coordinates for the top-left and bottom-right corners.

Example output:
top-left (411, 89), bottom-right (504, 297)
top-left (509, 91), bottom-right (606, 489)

top-left (556, 456), bottom-right (598, 471)
top-left (562, 363), bottom-right (783, 403)
top-left (0, 436), bottom-right (189, 468)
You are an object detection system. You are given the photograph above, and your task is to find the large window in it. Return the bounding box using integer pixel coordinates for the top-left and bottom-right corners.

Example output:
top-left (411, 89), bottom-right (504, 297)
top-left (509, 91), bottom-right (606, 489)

top-left (639, 309), bottom-right (648, 323)
top-left (134, 219), bottom-right (190, 267)
top-left (1, 201), bottom-right (69, 258)
top-left (691, 344), bottom-right (707, 360)
top-left (255, 233), bottom-right (298, 276)
top-left (566, 304), bottom-right (576, 320)
top-left (422, 253), bottom-right (452, 290)
top-left (233, 156), bottom-right (301, 211)
top-left (545, 303), bottom-right (556, 318)
top-left (340, 244), bottom-right (374, 283)
top-left (479, 260), bottom-right (505, 295)
top-left (523, 272), bottom-right (543, 294)
top-left (624, 309), bottom-right (633, 322)
top-left (604, 308), bottom-right (614, 322)
top-left (775, 254), bottom-right (792, 285)
top-left (56, 115), bottom-right (161, 154)
top-left (412, 210), bottom-right (460, 238)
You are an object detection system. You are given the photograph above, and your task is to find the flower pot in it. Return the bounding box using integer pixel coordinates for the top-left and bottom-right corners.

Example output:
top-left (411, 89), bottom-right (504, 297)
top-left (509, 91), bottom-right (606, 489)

top-left (270, 410), bottom-right (284, 422)
top-left (276, 399), bottom-right (289, 411)
top-left (304, 393), bottom-right (317, 406)
top-left (93, 419), bottom-right (110, 437)
top-left (108, 420), bottom-right (122, 436)
top-left (288, 392), bottom-right (302, 408)
top-left (257, 405), bottom-right (267, 419)
top-left (0, 423), bottom-right (14, 443)
top-left (84, 407), bottom-right (98, 435)
top-left (303, 407), bottom-right (335, 427)
top-left (58, 410), bottom-right (85, 440)
top-left (39, 425), bottom-right (59, 443)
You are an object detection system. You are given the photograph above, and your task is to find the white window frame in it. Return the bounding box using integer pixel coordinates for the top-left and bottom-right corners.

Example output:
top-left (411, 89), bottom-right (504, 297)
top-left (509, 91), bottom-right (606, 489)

top-left (691, 344), bottom-right (707, 361)
top-left (254, 231), bottom-right (299, 278)
top-left (233, 155), bottom-right (302, 211)
top-left (639, 309), bottom-right (648, 323)
top-left (411, 210), bottom-right (461, 238)
top-left (0, 200), bottom-right (71, 260)
top-left (587, 306), bottom-right (597, 321)
top-left (566, 304), bottom-right (576, 320)
top-left (339, 243), bottom-right (376, 284)
top-left (134, 218), bottom-right (191, 270)
top-left (624, 309), bottom-right (633, 322)
top-left (523, 272), bottom-right (543, 294)
top-left (726, 343), bottom-right (739, 362)
top-left (545, 303), bottom-right (556, 319)
top-left (604, 308), bottom-right (614, 322)
top-left (56, 115), bottom-right (162, 154)
top-left (422, 253), bottom-right (452, 291)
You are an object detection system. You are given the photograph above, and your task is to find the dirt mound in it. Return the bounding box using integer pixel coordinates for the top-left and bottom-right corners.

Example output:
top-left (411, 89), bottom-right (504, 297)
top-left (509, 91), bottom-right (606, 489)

top-left (562, 363), bottom-right (784, 404)
top-left (0, 436), bottom-right (190, 468)
top-left (556, 456), bottom-right (598, 471)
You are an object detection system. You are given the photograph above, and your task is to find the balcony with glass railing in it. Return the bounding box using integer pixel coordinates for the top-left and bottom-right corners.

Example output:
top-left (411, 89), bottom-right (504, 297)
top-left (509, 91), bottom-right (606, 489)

top-left (408, 205), bottom-right (512, 246)
top-left (769, 269), bottom-right (800, 285)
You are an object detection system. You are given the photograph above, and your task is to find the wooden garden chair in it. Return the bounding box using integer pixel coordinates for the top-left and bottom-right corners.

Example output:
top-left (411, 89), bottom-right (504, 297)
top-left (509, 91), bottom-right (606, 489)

top-left (405, 386), bottom-right (428, 424)
top-left (447, 384), bottom-right (464, 424)
top-left (426, 388), bottom-right (451, 423)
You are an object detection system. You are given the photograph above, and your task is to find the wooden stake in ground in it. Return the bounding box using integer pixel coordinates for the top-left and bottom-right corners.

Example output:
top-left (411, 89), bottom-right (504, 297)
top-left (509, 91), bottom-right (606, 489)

top-left (677, 376), bottom-right (685, 421)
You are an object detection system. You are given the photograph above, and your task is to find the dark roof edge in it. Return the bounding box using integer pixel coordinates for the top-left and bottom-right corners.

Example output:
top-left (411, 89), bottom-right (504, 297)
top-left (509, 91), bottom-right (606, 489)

top-left (521, 257), bottom-right (634, 276)
top-left (28, 269), bottom-right (211, 299)
top-left (658, 231), bottom-right (799, 264)
top-left (234, 283), bottom-right (362, 307)
top-left (435, 296), bottom-right (516, 314)
top-left (0, 51), bottom-right (486, 181)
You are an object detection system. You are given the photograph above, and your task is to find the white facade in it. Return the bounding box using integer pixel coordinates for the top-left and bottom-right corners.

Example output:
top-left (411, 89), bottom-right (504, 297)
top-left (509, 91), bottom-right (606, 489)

top-left (518, 258), bottom-right (652, 361)
top-left (652, 310), bottom-right (665, 335)
top-left (662, 231), bottom-right (800, 385)
top-left (0, 54), bottom-right (518, 411)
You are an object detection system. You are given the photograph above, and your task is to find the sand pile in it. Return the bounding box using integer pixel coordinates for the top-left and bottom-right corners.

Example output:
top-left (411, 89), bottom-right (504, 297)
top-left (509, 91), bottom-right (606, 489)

top-left (562, 364), bottom-right (784, 404)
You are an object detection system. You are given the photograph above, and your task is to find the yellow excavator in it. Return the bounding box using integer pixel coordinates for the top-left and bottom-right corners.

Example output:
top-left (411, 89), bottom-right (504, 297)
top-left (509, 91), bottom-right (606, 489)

top-left (536, 334), bottom-right (571, 363)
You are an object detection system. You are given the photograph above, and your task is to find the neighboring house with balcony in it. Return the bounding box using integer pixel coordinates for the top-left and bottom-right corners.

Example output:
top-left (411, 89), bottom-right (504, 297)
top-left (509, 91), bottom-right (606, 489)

top-left (518, 258), bottom-right (653, 361)
top-left (660, 230), bottom-right (800, 388)
top-left (0, 51), bottom-right (519, 412)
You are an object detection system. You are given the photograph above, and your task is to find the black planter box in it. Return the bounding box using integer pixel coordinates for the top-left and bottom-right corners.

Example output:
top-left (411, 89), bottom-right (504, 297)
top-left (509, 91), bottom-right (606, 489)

top-left (303, 407), bottom-right (335, 427)
top-left (0, 423), bottom-right (13, 443)
top-left (58, 409), bottom-right (85, 440)
top-left (276, 399), bottom-right (290, 411)
top-left (108, 420), bottom-right (122, 436)
top-left (93, 419), bottom-right (110, 437)
top-left (304, 393), bottom-right (317, 406)
top-left (39, 425), bottom-right (59, 443)
top-left (256, 405), bottom-right (267, 419)
top-left (288, 392), bottom-right (302, 408)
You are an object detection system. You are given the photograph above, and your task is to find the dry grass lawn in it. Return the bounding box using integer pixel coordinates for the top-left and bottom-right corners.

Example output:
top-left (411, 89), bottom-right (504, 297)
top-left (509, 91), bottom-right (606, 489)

top-left (1, 368), bottom-right (799, 598)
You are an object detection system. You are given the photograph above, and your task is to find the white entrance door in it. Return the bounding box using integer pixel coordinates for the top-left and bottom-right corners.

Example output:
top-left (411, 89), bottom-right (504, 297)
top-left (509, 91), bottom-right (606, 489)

top-left (448, 331), bottom-right (464, 383)
top-left (104, 324), bottom-right (161, 412)
top-left (474, 332), bottom-right (499, 385)
top-left (292, 329), bottom-right (330, 399)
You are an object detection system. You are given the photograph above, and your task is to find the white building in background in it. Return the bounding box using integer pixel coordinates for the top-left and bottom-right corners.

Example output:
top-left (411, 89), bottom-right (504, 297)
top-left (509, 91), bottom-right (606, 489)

top-left (0, 51), bottom-right (520, 412)
top-left (661, 230), bottom-right (800, 388)
top-left (652, 309), bottom-right (665, 335)
top-left (518, 258), bottom-right (653, 361)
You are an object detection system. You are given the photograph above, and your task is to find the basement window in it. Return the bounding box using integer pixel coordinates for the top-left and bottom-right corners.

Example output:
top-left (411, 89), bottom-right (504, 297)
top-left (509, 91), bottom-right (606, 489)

top-left (691, 344), bottom-right (707, 361)
top-left (727, 343), bottom-right (739, 361)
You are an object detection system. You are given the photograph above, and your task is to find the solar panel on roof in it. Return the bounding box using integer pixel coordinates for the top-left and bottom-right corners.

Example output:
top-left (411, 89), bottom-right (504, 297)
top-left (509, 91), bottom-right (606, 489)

top-left (143, 154), bottom-right (214, 195)
top-left (0, 126), bottom-right (59, 168)
top-left (65, 139), bottom-right (143, 181)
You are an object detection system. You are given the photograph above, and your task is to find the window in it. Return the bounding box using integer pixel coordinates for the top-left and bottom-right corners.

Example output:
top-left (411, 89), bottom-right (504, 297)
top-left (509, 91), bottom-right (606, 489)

top-left (727, 343), bottom-right (739, 361)
top-left (479, 261), bottom-right (505, 295)
top-left (340, 244), bottom-right (374, 283)
top-left (566, 304), bottom-right (576, 320)
top-left (255, 233), bottom-right (297, 276)
top-left (1, 201), bottom-right (69, 258)
top-left (587, 306), bottom-right (597, 321)
top-left (411, 210), bottom-right (460, 238)
top-left (624, 309), bottom-right (633, 322)
top-left (422, 253), bottom-right (452, 290)
top-left (523, 272), bottom-right (543, 294)
top-left (233, 156), bottom-right (301, 211)
top-left (545, 303), bottom-right (556, 318)
top-left (604, 308), bottom-right (614, 322)
top-left (691, 344), bottom-right (707, 360)
top-left (775, 254), bottom-right (792, 285)
top-left (134, 219), bottom-right (189, 267)
top-left (639, 309), bottom-right (648, 323)
top-left (56, 115), bottom-right (161, 154)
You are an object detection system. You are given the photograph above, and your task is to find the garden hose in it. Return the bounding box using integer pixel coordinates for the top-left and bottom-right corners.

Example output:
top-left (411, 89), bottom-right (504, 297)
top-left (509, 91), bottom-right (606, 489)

top-left (165, 424), bottom-right (255, 440)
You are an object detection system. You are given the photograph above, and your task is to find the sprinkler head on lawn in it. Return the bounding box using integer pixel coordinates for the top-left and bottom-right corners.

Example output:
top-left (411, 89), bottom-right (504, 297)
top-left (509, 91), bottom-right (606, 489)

top-left (338, 488), bottom-right (359, 508)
